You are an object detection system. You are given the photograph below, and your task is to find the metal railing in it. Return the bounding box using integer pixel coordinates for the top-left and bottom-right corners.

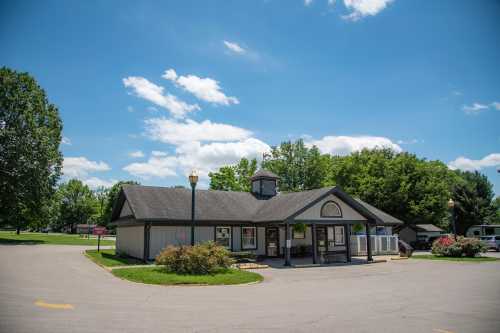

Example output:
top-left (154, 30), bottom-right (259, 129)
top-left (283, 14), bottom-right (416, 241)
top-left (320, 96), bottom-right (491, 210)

top-left (350, 235), bottom-right (399, 255)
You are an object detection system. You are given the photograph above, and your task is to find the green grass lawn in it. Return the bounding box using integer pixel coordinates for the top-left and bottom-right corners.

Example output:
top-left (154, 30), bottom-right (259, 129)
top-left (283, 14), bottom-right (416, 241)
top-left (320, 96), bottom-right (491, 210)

top-left (112, 267), bottom-right (264, 286)
top-left (411, 254), bottom-right (500, 262)
top-left (85, 249), bottom-right (144, 267)
top-left (0, 231), bottom-right (115, 246)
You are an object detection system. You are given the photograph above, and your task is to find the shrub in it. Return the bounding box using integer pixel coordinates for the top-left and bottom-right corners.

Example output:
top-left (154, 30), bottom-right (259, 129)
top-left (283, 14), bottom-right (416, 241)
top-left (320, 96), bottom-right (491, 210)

top-left (458, 237), bottom-right (487, 257)
top-left (431, 236), bottom-right (487, 258)
top-left (155, 241), bottom-right (235, 275)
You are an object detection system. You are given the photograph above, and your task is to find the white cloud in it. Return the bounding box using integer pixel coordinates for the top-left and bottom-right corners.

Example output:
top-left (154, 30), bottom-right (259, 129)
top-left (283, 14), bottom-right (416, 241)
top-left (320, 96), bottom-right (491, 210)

top-left (306, 135), bottom-right (402, 155)
top-left (223, 40), bottom-right (246, 54)
top-left (61, 137), bottom-right (71, 145)
top-left (83, 177), bottom-right (117, 189)
top-left (396, 139), bottom-right (419, 145)
top-left (448, 153), bottom-right (500, 172)
top-left (123, 76), bottom-right (200, 118)
top-left (63, 157), bottom-right (111, 178)
top-left (129, 150), bottom-right (144, 158)
top-left (304, 0), bottom-right (313, 6)
top-left (342, 0), bottom-right (394, 21)
top-left (162, 69), bottom-right (239, 106)
top-left (123, 153), bottom-right (178, 179)
top-left (328, 0), bottom-right (336, 5)
top-left (144, 118), bottom-right (252, 145)
top-left (175, 138), bottom-right (271, 179)
top-left (462, 102), bottom-right (489, 115)
top-left (491, 102), bottom-right (500, 110)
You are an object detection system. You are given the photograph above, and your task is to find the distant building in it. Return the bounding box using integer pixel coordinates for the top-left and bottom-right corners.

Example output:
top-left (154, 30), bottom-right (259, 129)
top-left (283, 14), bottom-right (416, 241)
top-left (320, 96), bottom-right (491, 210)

top-left (395, 224), bottom-right (444, 249)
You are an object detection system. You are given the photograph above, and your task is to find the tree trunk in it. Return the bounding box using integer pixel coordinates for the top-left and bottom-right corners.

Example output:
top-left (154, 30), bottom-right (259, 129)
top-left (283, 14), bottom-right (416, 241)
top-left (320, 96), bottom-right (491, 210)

top-left (16, 226), bottom-right (20, 235)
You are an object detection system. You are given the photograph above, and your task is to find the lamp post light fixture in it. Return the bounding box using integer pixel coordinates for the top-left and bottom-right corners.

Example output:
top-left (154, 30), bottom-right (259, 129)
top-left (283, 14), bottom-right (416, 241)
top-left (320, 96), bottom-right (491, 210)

top-left (447, 198), bottom-right (456, 240)
top-left (189, 170), bottom-right (199, 246)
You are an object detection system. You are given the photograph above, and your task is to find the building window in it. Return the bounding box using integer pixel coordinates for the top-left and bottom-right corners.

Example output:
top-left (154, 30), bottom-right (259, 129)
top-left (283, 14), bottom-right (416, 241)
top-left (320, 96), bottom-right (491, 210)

top-left (242, 227), bottom-right (257, 250)
top-left (215, 227), bottom-right (231, 249)
top-left (293, 229), bottom-right (305, 239)
top-left (334, 226), bottom-right (345, 245)
top-left (320, 201), bottom-right (342, 218)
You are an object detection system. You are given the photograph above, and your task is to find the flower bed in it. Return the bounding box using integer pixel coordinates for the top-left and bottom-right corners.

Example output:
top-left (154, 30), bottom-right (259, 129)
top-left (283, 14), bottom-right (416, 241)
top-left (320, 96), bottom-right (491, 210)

top-left (431, 235), bottom-right (487, 258)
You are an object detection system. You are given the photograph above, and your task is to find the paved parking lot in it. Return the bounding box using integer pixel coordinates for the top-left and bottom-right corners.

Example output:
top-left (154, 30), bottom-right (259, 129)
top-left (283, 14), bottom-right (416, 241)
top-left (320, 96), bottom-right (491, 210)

top-left (1, 245), bottom-right (500, 333)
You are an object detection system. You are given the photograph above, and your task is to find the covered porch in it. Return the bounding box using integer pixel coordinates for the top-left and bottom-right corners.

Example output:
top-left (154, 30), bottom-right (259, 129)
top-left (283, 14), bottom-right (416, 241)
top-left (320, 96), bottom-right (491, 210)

top-left (262, 221), bottom-right (378, 267)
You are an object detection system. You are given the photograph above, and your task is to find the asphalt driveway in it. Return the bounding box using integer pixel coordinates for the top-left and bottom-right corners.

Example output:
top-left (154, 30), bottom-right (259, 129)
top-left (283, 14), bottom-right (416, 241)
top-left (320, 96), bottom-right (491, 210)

top-left (1, 245), bottom-right (499, 333)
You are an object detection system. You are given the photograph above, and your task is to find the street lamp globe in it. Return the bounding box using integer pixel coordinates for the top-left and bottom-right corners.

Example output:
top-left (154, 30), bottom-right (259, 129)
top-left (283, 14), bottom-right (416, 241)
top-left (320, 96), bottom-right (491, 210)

top-left (447, 198), bottom-right (455, 209)
top-left (189, 169), bottom-right (198, 187)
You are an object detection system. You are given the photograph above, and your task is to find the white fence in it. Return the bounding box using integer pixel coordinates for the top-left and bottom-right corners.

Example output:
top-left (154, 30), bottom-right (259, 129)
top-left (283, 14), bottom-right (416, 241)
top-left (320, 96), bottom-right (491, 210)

top-left (350, 235), bottom-right (399, 255)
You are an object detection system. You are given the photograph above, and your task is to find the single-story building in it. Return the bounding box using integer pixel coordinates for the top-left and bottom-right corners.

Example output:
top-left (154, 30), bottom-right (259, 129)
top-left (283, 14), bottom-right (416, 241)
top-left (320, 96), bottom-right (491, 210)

top-left (111, 170), bottom-right (403, 265)
top-left (466, 225), bottom-right (500, 238)
top-left (395, 224), bottom-right (444, 249)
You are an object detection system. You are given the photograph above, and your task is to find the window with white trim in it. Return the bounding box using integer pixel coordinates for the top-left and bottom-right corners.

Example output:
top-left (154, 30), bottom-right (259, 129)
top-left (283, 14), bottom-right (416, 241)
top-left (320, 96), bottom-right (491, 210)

top-left (321, 201), bottom-right (342, 218)
top-left (215, 226), bottom-right (231, 249)
top-left (241, 227), bottom-right (257, 250)
top-left (334, 226), bottom-right (345, 245)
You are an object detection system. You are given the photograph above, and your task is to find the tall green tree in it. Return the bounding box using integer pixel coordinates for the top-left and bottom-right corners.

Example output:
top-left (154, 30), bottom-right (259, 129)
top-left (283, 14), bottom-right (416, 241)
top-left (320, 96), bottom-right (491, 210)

top-left (94, 186), bottom-right (110, 226)
top-left (329, 149), bottom-right (455, 227)
top-left (55, 179), bottom-right (96, 233)
top-left (0, 67), bottom-right (63, 233)
top-left (102, 180), bottom-right (139, 226)
top-left (209, 158), bottom-right (257, 191)
top-left (452, 171), bottom-right (496, 235)
top-left (491, 197), bottom-right (500, 225)
top-left (261, 139), bottom-right (329, 192)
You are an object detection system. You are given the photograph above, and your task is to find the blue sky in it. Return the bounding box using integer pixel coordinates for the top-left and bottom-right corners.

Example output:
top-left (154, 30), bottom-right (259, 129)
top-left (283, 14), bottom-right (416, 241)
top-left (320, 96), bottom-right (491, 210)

top-left (1, 0), bottom-right (499, 193)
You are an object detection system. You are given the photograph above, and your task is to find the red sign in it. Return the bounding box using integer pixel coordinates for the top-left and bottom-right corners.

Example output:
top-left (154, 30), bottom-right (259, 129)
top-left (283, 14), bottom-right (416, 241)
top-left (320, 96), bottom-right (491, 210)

top-left (93, 227), bottom-right (107, 236)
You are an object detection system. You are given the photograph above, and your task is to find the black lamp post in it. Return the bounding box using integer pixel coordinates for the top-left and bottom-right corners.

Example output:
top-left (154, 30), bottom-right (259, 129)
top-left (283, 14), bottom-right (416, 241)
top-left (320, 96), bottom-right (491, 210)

top-left (448, 198), bottom-right (456, 240)
top-left (189, 170), bottom-right (198, 246)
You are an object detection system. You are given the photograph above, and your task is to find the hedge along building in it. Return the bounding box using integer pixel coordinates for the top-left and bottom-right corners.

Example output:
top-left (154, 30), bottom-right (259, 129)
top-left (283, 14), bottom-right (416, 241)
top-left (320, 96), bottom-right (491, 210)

top-left (111, 170), bottom-right (403, 265)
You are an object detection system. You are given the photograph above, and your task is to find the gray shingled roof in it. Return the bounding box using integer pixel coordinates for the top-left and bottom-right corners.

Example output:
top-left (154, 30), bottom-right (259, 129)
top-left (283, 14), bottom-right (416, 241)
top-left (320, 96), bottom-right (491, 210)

top-left (250, 169), bottom-right (279, 180)
top-left (414, 224), bottom-right (443, 232)
top-left (113, 185), bottom-right (403, 225)
top-left (354, 198), bottom-right (404, 225)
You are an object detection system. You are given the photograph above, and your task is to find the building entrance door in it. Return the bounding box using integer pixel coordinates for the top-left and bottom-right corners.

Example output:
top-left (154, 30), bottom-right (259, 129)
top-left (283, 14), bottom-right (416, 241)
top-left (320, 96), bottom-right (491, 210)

top-left (266, 227), bottom-right (279, 257)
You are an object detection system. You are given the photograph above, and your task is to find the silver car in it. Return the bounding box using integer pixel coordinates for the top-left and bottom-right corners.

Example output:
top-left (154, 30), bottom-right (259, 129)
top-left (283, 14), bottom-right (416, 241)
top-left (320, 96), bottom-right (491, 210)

top-left (480, 236), bottom-right (500, 251)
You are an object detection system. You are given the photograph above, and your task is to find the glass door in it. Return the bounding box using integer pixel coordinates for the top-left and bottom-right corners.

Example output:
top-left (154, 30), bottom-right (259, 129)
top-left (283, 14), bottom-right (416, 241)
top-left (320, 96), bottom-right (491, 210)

top-left (266, 227), bottom-right (279, 257)
top-left (316, 227), bottom-right (327, 255)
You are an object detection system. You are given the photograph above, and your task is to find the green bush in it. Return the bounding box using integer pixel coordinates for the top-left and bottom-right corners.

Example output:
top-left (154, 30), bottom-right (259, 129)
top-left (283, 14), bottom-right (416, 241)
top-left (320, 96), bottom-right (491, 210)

top-left (431, 236), bottom-right (487, 258)
top-left (155, 241), bottom-right (235, 275)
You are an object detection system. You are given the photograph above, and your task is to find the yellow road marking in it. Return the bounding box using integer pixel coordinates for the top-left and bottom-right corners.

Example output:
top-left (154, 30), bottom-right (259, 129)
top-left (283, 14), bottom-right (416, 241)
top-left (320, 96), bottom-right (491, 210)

top-left (34, 300), bottom-right (74, 310)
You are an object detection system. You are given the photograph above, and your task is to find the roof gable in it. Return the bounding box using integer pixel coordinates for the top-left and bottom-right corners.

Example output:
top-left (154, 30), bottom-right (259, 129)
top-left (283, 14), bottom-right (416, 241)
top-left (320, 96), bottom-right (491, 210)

top-left (294, 194), bottom-right (367, 222)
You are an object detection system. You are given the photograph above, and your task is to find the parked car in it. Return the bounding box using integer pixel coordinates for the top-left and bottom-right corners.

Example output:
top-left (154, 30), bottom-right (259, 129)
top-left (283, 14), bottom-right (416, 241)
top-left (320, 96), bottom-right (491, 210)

top-left (480, 236), bottom-right (500, 251)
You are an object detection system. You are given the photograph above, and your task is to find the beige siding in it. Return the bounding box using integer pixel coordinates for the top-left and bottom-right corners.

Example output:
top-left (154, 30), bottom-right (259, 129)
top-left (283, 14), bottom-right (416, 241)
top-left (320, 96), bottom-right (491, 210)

top-left (116, 226), bottom-right (144, 259)
top-left (195, 226), bottom-right (214, 244)
top-left (233, 227), bottom-right (241, 251)
top-left (294, 194), bottom-right (367, 222)
top-left (149, 226), bottom-right (191, 258)
top-left (256, 227), bottom-right (266, 255)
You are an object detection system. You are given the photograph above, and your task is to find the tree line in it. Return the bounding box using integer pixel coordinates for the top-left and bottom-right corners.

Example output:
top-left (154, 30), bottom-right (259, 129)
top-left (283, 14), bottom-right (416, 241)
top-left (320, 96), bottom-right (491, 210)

top-left (209, 140), bottom-right (500, 234)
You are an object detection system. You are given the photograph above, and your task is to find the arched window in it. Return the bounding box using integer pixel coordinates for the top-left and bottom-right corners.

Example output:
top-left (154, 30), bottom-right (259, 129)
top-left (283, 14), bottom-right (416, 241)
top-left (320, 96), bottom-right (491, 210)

top-left (320, 201), bottom-right (342, 218)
